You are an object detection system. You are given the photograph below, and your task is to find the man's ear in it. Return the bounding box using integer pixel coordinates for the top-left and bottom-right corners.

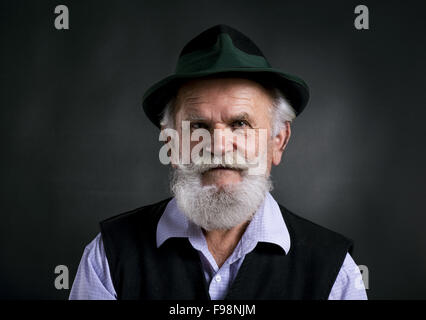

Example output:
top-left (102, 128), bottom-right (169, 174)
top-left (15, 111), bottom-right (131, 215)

top-left (272, 121), bottom-right (291, 166)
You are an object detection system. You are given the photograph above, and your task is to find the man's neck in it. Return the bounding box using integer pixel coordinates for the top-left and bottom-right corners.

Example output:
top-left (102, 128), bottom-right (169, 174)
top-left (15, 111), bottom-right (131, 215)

top-left (202, 220), bottom-right (250, 268)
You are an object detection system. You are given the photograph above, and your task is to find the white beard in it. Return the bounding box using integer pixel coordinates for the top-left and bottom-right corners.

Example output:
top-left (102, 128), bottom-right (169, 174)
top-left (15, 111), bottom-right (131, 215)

top-left (170, 164), bottom-right (273, 231)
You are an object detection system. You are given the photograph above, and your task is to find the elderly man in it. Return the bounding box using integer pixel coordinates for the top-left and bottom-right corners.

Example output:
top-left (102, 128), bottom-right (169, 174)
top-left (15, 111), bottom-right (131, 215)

top-left (70, 25), bottom-right (367, 300)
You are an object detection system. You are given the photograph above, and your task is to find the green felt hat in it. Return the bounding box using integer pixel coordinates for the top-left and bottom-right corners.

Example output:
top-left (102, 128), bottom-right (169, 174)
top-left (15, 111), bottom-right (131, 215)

top-left (142, 24), bottom-right (309, 128)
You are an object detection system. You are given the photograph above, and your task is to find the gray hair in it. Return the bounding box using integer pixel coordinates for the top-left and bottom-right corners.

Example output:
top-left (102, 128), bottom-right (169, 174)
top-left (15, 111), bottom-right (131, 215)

top-left (160, 87), bottom-right (295, 137)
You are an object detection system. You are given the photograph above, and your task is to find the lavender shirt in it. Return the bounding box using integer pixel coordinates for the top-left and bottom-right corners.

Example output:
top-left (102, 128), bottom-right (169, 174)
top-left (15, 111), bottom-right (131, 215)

top-left (69, 192), bottom-right (367, 300)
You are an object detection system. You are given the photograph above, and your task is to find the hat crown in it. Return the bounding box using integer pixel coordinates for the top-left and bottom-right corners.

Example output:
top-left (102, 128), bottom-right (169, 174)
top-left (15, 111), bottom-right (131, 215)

top-left (175, 24), bottom-right (271, 74)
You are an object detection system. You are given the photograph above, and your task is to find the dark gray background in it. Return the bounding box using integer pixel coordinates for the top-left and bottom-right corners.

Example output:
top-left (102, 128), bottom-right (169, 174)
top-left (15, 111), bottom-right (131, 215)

top-left (1, 0), bottom-right (425, 299)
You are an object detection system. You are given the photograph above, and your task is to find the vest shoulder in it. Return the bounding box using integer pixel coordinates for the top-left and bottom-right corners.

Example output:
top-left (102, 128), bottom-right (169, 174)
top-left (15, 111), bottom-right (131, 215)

top-left (278, 203), bottom-right (353, 250)
top-left (100, 197), bottom-right (172, 231)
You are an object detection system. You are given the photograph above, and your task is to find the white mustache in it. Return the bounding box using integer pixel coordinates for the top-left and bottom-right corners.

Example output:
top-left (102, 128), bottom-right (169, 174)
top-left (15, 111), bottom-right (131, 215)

top-left (177, 150), bottom-right (257, 174)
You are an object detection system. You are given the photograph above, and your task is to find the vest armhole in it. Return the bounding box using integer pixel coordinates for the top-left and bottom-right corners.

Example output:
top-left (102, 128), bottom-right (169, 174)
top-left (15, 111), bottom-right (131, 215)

top-left (99, 221), bottom-right (121, 299)
top-left (278, 203), bottom-right (355, 299)
top-left (98, 197), bottom-right (173, 299)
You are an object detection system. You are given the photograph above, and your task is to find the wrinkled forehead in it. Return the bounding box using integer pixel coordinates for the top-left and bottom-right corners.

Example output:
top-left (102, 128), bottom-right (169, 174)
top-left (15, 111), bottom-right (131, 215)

top-left (174, 77), bottom-right (274, 115)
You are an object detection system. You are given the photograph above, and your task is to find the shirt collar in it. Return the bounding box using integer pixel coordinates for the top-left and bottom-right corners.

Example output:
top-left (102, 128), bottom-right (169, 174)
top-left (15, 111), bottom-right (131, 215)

top-left (156, 192), bottom-right (291, 254)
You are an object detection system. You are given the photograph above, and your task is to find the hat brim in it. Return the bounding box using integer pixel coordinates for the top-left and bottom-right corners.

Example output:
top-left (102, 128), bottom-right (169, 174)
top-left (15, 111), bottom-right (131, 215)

top-left (142, 68), bottom-right (309, 129)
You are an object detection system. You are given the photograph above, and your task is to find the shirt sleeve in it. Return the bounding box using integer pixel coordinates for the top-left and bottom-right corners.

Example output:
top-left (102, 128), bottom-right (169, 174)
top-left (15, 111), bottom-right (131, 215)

top-left (328, 252), bottom-right (368, 300)
top-left (69, 233), bottom-right (117, 300)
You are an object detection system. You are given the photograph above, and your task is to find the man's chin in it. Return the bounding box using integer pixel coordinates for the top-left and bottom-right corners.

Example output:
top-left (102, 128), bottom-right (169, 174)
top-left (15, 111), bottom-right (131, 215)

top-left (201, 178), bottom-right (245, 190)
top-left (202, 182), bottom-right (241, 192)
top-left (201, 169), bottom-right (245, 187)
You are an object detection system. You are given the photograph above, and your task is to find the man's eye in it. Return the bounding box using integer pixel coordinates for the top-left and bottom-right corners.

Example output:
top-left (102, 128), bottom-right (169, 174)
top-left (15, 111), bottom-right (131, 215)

top-left (190, 122), bottom-right (208, 130)
top-left (232, 120), bottom-right (249, 128)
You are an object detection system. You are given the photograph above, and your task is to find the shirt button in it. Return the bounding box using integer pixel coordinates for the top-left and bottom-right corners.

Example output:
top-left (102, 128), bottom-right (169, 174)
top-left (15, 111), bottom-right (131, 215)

top-left (215, 275), bottom-right (221, 282)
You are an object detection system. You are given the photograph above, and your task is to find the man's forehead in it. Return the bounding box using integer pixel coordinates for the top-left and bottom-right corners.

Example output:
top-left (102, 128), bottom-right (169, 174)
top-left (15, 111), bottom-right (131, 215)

top-left (181, 107), bottom-right (252, 120)
top-left (178, 98), bottom-right (257, 120)
top-left (180, 93), bottom-right (254, 107)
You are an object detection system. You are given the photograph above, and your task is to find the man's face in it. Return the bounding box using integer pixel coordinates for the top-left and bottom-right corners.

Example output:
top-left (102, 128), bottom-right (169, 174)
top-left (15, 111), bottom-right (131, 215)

top-left (173, 77), bottom-right (285, 188)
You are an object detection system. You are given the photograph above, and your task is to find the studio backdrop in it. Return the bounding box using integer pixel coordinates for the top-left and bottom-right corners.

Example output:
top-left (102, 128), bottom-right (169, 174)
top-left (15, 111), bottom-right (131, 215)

top-left (1, 0), bottom-right (425, 299)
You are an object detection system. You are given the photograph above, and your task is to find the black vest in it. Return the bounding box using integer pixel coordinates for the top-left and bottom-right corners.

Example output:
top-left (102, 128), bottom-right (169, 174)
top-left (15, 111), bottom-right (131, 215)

top-left (100, 197), bottom-right (353, 300)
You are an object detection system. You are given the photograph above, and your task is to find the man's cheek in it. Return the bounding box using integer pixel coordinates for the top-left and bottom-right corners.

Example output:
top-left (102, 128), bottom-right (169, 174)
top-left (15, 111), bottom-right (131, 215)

top-left (233, 131), bottom-right (255, 159)
top-left (244, 130), bottom-right (269, 159)
top-left (243, 143), bottom-right (258, 160)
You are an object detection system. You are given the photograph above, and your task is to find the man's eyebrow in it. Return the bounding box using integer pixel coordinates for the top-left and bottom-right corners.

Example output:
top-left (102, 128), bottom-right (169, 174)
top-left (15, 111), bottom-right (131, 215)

top-left (182, 112), bottom-right (255, 122)
top-left (228, 112), bottom-right (253, 122)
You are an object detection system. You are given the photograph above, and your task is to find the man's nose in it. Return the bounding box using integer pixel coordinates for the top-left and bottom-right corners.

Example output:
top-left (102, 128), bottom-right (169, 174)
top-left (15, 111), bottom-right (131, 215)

top-left (207, 128), bottom-right (234, 156)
